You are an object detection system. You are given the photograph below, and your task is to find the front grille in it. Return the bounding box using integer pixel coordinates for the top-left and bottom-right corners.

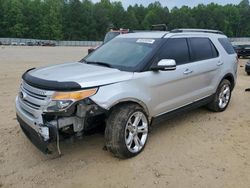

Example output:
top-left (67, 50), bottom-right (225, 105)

top-left (22, 81), bottom-right (47, 99)
top-left (22, 87), bottom-right (46, 100)
top-left (22, 99), bottom-right (40, 110)
top-left (19, 81), bottom-right (51, 111)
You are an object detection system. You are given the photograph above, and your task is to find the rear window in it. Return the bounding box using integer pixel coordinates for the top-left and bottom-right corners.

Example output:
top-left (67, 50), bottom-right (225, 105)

top-left (189, 38), bottom-right (218, 61)
top-left (218, 38), bottom-right (235, 54)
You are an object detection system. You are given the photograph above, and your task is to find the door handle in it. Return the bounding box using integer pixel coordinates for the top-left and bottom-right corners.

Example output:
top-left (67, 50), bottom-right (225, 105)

top-left (217, 61), bottom-right (223, 66)
top-left (183, 69), bottom-right (193, 75)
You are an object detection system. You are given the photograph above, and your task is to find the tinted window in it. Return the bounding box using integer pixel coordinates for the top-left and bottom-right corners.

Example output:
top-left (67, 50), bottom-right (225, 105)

top-left (211, 42), bottom-right (219, 57)
top-left (189, 38), bottom-right (218, 61)
top-left (218, 38), bottom-right (235, 54)
top-left (158, 38), bottom-right (190, 65)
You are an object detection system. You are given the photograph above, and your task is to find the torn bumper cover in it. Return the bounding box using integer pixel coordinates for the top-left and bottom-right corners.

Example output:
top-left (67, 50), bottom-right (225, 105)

top-left (17, 115), bottom-right (57, 154)
top-left (16, 93), bottom-right (106, 154)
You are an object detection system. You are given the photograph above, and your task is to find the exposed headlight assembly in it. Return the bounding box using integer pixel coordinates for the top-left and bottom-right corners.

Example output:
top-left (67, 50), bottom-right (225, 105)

top-left (45, 88), bottom-right (98, 112)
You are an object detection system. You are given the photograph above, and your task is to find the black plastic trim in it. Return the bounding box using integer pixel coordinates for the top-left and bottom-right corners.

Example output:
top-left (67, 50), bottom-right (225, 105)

top-left (245, 62), bottom-right (250, 73)
top-left (222, 73), bottom-right (235, 90)
top-left (17, 114), bottom-right (52, 154)
top-left (22, 71), bottom-right (82, 91)
top-left (151, 95), bottom-right (214, 125)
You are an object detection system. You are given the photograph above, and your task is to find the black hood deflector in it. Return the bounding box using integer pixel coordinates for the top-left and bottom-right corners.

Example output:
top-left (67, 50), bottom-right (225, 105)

top-left (22, 70), bottom-right (82, 91)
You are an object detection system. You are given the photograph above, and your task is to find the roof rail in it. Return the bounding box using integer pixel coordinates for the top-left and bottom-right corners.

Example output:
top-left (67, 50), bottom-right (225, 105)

top-left (171, 28), bottom-right (224, 35)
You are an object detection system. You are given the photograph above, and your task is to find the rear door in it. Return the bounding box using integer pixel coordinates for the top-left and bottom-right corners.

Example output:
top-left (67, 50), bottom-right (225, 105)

top-left (151, 36), bottom-right (221, 113)
top-left (186, 37), bottom-right (221, 99)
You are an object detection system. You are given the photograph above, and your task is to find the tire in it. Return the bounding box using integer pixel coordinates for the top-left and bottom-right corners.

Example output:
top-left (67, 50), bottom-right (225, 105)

top-left (105, 103), bottom-right (149, 158)
top-left (207, 79), bottom-right (232, 112)
top-left (247, 72), bottom-right (250, 76)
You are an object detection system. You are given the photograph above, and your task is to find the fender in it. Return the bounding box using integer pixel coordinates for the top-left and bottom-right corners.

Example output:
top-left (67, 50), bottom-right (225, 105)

top-left (90, 82), bottom-right (152, 117)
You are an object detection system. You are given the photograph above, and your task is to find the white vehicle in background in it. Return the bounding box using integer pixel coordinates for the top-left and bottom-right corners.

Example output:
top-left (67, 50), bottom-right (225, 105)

top-left (11, 41), bottom-right (18, 46)
top-left (19, 42), bottom-right (26, 46)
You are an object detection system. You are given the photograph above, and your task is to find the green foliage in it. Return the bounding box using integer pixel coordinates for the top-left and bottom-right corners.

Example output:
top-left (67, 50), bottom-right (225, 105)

top-left (0, 0), bottom-right (249, 40)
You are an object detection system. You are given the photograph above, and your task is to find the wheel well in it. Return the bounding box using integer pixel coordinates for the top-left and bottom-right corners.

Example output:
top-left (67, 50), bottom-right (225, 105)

top-left (223, 74), bottom-right (235, 89)
top-left (108, 100), bottom-right (150, 117)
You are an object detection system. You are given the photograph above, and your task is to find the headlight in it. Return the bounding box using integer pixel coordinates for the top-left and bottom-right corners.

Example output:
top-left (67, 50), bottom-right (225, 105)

top-left (45, 88), bottom-right (98, 112)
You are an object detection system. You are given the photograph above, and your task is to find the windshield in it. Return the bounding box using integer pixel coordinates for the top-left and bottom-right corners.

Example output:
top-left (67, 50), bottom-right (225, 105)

top-left (84, 38), bottom-right (160, 72)
top-left (104, 32), bottom-right (120, 43)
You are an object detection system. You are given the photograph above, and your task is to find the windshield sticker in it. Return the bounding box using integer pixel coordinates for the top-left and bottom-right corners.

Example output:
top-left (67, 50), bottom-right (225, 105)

top-left (136, 39), bottom-right (155, 44)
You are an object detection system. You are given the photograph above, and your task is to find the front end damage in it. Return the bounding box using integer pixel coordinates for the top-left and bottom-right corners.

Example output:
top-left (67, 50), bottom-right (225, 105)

top-left (16, 80), bottom-right (106, 154)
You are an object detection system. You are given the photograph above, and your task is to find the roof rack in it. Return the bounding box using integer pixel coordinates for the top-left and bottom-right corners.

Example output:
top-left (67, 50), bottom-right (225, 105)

top-left (171, 29), bottom-right (224, 35)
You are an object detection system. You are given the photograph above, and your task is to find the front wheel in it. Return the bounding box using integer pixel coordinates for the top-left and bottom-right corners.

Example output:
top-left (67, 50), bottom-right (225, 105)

top-left (105, 104), bottom-right (149, 158)
top-left (207, 79), bottom-right (232, 112)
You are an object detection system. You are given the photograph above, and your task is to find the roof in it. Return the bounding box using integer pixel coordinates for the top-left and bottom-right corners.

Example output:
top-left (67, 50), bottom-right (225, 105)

top-left (117, 31), bottom-right (169, 39)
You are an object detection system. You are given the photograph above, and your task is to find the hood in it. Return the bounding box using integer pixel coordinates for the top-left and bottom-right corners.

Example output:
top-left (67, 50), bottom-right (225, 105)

top-left (24, 62), bottom-right (133, 90)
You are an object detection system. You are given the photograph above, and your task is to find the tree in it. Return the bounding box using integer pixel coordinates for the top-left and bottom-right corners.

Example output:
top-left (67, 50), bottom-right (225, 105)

top-left (237, 0), bottom-right (250, 36)
top-left (124, 8), bottom-right (139, 30)
top-left (3, 0), bottom-right (27, 38)
top-left (142, 2), bottom-right (169, 29)
top-left (93, 0), bottom-right (112, 40)
top-left (40, 0), bottom-right (63, 40)
top-left (0, 0), bottom-right (5, 36)
top-left (168, 6), bottom-right (196, 29)
top-left (22, 0), bottom-right (44, 38)
top-left (0, 0), bottom-right (250, 39)
top-left (63, 0), bottom-right (84, 40)
top-left (129, 4), bottom-right (148, 29)
top-left (109, 1), bottom-right (125, 28)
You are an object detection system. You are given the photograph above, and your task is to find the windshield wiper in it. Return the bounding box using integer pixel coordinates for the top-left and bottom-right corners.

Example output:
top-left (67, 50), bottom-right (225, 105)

top-left (85, 61), bottom-right (113, 68)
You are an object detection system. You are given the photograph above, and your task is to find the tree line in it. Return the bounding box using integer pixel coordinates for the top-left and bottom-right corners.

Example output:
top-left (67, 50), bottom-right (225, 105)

top-left (0, 0), bottom-right (249, 41)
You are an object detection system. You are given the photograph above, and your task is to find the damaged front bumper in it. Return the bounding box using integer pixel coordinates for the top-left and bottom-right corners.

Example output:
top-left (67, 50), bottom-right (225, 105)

top-left (16, 96), bottom-right (57, 154)
top-left (16, 95), bottom-right (106, 154)
top-left (17, 114), bottom-right (57, 154)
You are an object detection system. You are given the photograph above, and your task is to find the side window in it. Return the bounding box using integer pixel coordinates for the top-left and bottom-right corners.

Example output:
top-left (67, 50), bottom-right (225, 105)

top-left (189, 38), bottom-right (218, 61)
top-left (218, 38), bottom-right (236, 54)
top-left (158, 38), bottom-right (190, 65)
top-left (211, 42), bottom-right (219, 57)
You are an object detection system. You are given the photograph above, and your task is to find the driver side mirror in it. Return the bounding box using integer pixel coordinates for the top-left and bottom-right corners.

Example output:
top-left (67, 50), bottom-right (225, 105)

top-left (151, 59), bottom-right (176, 71)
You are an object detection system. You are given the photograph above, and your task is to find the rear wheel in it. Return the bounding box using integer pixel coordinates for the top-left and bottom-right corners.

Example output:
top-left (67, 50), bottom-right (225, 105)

top-left (207, 79), bottom-right (232, 112)
top-left (105, 104), bottom-right (149, 158)
top-left (247, 72), bottom-right (250, 76)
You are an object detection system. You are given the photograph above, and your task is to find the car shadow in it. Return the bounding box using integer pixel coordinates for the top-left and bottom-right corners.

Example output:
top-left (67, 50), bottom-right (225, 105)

top-left (46, 106), bottom-right (212, 159)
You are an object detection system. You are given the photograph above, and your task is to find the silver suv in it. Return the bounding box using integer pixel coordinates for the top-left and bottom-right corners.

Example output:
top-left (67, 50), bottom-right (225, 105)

top-left (16, 29), bottom-right (238, 158)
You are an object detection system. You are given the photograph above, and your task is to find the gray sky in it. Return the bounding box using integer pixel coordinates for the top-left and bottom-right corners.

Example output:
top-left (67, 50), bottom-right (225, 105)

top-left (92, 0), bottom-right (242, 9)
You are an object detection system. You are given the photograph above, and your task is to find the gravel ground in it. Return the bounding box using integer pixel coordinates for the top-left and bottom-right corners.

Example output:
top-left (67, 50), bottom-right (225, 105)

top-left (0, 46), bottom-right (250, 188)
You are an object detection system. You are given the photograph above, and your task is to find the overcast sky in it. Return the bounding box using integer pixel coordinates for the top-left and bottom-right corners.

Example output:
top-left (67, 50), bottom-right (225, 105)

top-left (92, 0), bottom-right (242, 9)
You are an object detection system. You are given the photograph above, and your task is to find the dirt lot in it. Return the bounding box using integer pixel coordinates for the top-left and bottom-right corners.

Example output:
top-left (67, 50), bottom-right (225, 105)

top-left (0, 46), bottom-right (250, 188)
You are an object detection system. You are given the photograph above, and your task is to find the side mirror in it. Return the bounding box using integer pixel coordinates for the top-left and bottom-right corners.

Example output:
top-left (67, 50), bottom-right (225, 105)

top-left (151, 59), bottom-right (176, 71)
